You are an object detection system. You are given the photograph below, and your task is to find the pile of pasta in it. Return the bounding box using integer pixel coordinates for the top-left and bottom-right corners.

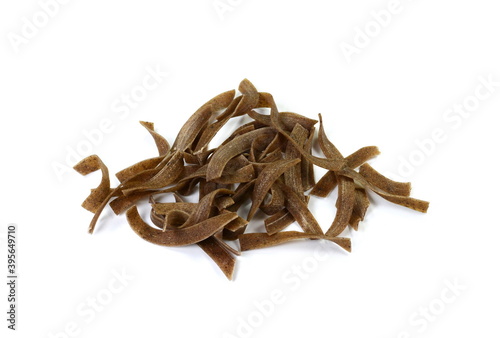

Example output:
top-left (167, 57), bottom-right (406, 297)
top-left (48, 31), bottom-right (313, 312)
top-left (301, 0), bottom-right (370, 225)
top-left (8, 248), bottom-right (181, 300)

top-left (75, 79), bottom-right (429, 280)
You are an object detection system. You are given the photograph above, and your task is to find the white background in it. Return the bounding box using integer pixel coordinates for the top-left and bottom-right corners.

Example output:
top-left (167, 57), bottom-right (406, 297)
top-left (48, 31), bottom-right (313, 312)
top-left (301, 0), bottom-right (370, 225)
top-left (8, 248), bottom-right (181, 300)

top-left (1, 1), bottom-right (499, 337)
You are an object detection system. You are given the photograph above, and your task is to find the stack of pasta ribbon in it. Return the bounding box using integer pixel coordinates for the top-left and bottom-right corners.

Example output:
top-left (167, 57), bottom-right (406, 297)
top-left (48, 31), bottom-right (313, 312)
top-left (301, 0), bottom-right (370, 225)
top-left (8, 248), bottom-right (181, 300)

top-left (75, 79), bottom-right (429, 280)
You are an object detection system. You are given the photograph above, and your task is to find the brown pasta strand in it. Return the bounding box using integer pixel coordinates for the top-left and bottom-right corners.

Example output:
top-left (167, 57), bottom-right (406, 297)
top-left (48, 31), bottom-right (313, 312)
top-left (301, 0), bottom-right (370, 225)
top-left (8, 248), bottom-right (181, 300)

top-left (239, 231), bottom-right (351, 252)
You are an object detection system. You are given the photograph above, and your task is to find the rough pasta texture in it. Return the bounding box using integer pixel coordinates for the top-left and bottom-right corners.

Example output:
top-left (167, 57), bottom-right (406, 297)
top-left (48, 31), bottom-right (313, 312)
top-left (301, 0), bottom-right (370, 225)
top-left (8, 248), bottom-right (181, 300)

top-left (75, 79), bottom-right (429, 280)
